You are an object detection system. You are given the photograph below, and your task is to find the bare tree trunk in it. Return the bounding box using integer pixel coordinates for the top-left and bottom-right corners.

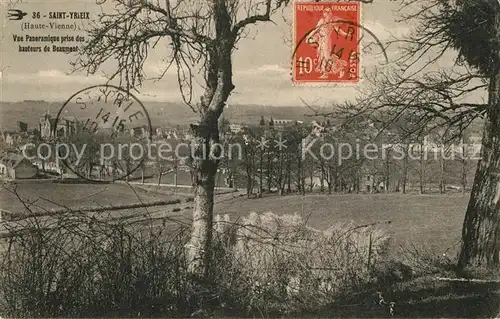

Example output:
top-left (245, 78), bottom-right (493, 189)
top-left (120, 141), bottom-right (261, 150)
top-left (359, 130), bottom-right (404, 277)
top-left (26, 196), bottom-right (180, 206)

top-left (286, 155), bottom-right (292, 193)
top-left (458, 37), bottom-right (500, 269)
top-left (277, 152), bottom-right (284, 196)
top-left (327, 165), bottom-right (333, 194)
top-left (231, 168), bottom-right (237, 191)
top-left (267, 150), bottom-right (273, 192)
top-left (309, 160), bottom-right (314, 192)
top-left (320, 164), bottom-right (325, 193)
top-left (460, 143), bottom-right (469, 193)
top-left (277, 151), bottom-right (286, 195)
top-left (259, 149), bottom-right (263, 196)
top-left (419, 144), bottom-right (425, 194)
top-left (439, 156), bottom-right (446, 194)
top-left (461, 161), bottom-right (468, 193)
top-left (187, 145), bottom-right (217, 278)
top-left (297, 153), bottom-right (303, 194)
top-left (186, 107), bottom-right (228, 280)
top-left (334, 171), bottom-right (339, 193)
top-left (174, 167), bottom-right (178, 193)
top-left (124, 161), bottom-right (130, 182)
top-left (245, 146), bottom-right (254, 197)
top-left (402, 147), bottom-right (408, 194)
top-left (186, 21), bottom-right (235, 280)
top-left (300, 166), bottom-right (306, 196)
top-left (246, 169), bottom-right (253, 198)
top-left (385, 149), bottom-right (391, 193)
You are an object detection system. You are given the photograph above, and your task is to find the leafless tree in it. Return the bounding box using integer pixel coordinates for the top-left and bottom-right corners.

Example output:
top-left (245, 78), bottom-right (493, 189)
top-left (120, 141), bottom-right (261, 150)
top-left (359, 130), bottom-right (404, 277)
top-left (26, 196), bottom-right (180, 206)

top-left (73, 0), bottom-right (295, 280)
top-left (394, 0), bottom-right (500, 270)
top-left (344, 0), bottom-right (500, 269)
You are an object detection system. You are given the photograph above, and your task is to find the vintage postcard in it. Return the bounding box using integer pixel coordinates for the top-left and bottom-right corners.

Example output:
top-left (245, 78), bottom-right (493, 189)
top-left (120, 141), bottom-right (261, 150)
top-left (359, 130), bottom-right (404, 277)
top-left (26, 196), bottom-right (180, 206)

top-left (0, 0), bottom-right (499, 318)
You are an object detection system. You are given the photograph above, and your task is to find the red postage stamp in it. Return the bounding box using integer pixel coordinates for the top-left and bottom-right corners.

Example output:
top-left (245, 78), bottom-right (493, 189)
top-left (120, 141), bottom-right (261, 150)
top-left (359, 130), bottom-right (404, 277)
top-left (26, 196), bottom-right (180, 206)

top-left (292, 1), bottom-right (361, 84)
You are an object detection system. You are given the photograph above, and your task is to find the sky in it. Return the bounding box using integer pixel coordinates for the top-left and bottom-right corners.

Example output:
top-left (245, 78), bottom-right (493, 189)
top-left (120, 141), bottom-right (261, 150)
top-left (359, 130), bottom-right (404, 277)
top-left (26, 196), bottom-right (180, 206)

top-left (0, 0), bottom-right (473, 107)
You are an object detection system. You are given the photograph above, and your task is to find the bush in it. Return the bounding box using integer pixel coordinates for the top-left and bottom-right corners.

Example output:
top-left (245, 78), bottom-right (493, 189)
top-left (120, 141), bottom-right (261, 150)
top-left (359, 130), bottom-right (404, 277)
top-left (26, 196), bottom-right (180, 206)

top-left (0, 213), bottom-right (193, 317)
top-left (212, 212), bottom-right (391, 316)
top-left (0, 211), bottom-right (390, 317)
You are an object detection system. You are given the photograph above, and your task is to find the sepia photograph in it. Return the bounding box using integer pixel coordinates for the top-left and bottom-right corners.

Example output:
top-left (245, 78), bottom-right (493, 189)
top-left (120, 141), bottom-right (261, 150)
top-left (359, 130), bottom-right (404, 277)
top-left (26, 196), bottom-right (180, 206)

top-left (0, 0), bottom-right (499, 317)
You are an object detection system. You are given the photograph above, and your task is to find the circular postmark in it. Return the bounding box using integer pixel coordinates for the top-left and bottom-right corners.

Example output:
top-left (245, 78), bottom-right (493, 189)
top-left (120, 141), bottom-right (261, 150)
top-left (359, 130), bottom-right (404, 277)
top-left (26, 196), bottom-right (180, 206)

top-left (53, 84), bottom-right (152, 182)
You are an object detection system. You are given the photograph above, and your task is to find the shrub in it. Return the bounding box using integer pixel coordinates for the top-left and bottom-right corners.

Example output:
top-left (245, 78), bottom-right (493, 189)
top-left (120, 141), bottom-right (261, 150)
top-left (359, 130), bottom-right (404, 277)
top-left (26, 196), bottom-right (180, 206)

top-left (212, 212), bottom-right (391, 316)
top-left (0, 213), bottom-right (193, 317)
top-left (0, 210), bottom-right (390, 317)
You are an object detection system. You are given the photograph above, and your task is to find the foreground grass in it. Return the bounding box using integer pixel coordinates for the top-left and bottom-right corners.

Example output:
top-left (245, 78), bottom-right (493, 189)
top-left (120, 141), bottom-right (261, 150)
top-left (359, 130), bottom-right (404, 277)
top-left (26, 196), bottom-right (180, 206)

top-left (315, 275), bottom-right (500, 318)
top-left (2, 186), bottom-right (498, 318)
top-left (217, 193), bottom-right (469, 258)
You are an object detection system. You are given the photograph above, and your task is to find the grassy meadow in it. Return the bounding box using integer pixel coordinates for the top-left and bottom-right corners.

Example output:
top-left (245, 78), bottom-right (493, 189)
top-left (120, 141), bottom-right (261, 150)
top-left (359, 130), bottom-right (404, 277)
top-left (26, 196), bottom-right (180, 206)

top-left (216, 192), bottom-right (469, 258)
top-left (1, 181), bottom-right (469, 258)
top-left (0, 181), bottom-right (179, 213)
top-left (1, 181), bottom-right (499, 318)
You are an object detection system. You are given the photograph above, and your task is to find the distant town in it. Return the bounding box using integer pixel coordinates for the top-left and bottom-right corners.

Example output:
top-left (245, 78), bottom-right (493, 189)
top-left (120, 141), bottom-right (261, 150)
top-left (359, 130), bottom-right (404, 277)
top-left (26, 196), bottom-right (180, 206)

top-left (0, 104), bottom-right (484, 195)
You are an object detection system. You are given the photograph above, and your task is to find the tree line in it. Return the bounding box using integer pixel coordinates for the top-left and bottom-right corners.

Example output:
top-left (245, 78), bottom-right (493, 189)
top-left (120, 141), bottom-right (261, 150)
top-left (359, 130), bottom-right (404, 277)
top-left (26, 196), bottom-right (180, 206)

top-left (218, 116), bottom-right (480, 197)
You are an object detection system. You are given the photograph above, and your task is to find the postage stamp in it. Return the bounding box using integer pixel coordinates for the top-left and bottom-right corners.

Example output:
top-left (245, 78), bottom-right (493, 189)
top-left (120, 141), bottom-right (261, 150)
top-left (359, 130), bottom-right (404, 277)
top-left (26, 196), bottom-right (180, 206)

top-left (292, 1), bottom-right (361, 85)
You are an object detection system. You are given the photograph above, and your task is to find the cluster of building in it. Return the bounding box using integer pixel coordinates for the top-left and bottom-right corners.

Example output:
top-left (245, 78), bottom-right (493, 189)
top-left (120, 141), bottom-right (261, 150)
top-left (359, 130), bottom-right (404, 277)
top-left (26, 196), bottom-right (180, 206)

top-left (1, 112), bottom-right (79, 147)
top-left (0, 111), bottom-right (199, 180)
top-left (0, 112), bottom-right (81, 180)
top-left (153, 126), bottom-right (192, 141)
top-left (225, 117), bottom-right (305, 135)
